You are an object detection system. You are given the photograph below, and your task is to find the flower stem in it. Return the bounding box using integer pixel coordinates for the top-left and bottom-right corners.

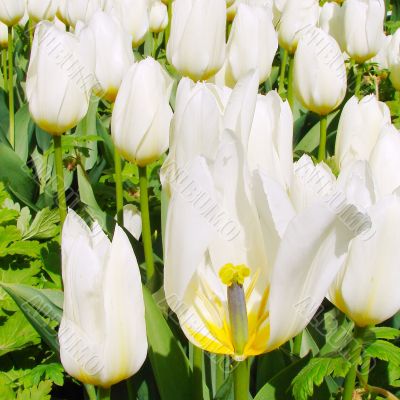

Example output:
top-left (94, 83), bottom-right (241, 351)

top-left (233, 360), bottom-right (249, 400)
top-left (193, 345), bottom-right (203, 400)
top-left (215, 355), bottom-right (225, 392)
top-left (84, 384), bottom-right (97, 400)
top-left (293, 333), bottom-right (303, 357)
top-left (97, 387), bottom-right (111, 400)
top-left (7, 26), bottom-right (14, 149)
top-left (53, 135), bottom-right (67, 226)
top-left (355, 63), bottom-right (363, 98)
top-left (318, 114), bottom-right (328, 162)
top-left (2, 48), bottom-right (7, 90)
top-left (278, 49), bottom-right (288, 97)
top-left (287, 55), bottom-right (295, 110)
top-left (139, 166), bottom-right (156, 290)
top-left (114, 148), bottom-right (124, 226)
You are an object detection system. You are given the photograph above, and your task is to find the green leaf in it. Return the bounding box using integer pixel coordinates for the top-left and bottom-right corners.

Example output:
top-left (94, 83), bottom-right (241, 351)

top-left (214, 374), bottom-right (233, 400)
top-left (19, 363), bottom-right (64, 387)
top-left (291, 357), bottom-right (351, 400)
top-left (15, 104), bottom-right (34, 164)
top-left (365, 340), bottom-right (400, 366)
top-left (0, 311), bottom-right (40, 357)
top-left (16, 380), bottom-right (53, 400)
top-left (254, 355), bottom-right (312, 400)
top-left (0, 208), bottom-right (19, 225)
top-left (21, 208), bottom-right (60, 240)
top-left (143, 287), bottom-right (193, 400)
top-left (363, 327), bottom-right (400, 342)
top-left (0, 226), bottom-right (41, 258)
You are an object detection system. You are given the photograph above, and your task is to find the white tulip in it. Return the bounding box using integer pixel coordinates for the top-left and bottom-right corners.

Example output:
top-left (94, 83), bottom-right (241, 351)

top-left (293, 28), bottom-right (347, 115)
top-left (277, 0), bottom-right (319, 54)
top-left (105, 0), bottom-right (149, 47)
top-left (66, 0), bottom-right (105, 27)
top-left (387, 29), bottom-right (400, 90)
top-left (26, 22), bottom-right (95, 135)
top-left (149, 1), bottom-right (168, 33)
top-left (330, 158), bottom-right (400, 327)
top-left (224, 4), bottom-right (278, 86)
top-left (112, 58), bottom-right (173, 166)
top-left (86, 10), bottom-right (134, 102)
top-left (167, 0), bottom-right (226, 81)
top-left (319, 2), bottom-right (345, 51)
top-left (59, 210), bottom-right (147, 387)
top-left (0, 21), bottom-right (7, 47)
top-left (0, 0), bottom-right (25, 26)
top-left (372, 33), bottom-right (392, 70)
top-left (342, 0), bottom-right (385, 63)
top-left (226, 0), bottom-right (273, 21)
top-left (56, 0), bottom-right (68, 25)
top-left (335, 95), bottom-right (391, 169)
top-left (27, 0), bottom-right (58, 22)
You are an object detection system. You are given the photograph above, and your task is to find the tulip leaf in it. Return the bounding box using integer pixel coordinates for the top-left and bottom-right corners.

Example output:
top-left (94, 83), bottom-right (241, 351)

top-left (143, 287), bottom-right (193, 400)
top-left (254, 354), bottom-right (311, 400)
top-left (15, 104), bottom-right (34, 164)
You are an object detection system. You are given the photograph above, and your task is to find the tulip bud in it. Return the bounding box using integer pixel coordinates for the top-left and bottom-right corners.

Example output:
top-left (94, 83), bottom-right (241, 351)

top-left (226, 0), bottom-right (273, 21)
top-left (277, 0), bottom-right (319, 54)
top-left (26, 22), bottom-right (95, 135)
top-left (27, 0), bottom-right (58, 22)
top-left (319, 2), bottom-right (345, 51)
top-left (167, 0), bottom-right (226, 81)
top-left (86, 10), bottom-right (134, 102)
top-left (335, 95), bottom-right (391, 169)
top-left (66, 0), bottom-right (105, 27)
top-left (111, 58), bottom-right (173, 166)
top-left (59, 210), bottom-right (147, 388)
top-left (224, 4), bottom-right (277, 86)
top-left (293, 28), bottom-right (347, 115)
top-left (105, 0), bottom-right (150, 47)
top-left (342, 0), bottom-right (385, 63)
top-left (149, 1), bottom-right (168, 33)
top-left (0, 21), bottom-right (7, 47)
top-left (0, 0), bottom-right (25, 26)
top-left (387, 30), bottom-right (400, 90)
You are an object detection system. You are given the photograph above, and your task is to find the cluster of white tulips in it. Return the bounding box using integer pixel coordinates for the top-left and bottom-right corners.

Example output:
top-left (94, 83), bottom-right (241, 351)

top-left (1, 0), bottom-right (400, 399)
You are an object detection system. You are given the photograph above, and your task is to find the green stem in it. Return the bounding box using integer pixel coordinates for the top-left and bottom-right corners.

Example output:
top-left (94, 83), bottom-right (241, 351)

top-left (278, 49), bottom-right (288, 97)
top-left (114, 148), bottom-right (124, 226)
top-left (84, 384), bottom-right (97, 400)
top-left (215, 355), bottom-right (225, 392)
top-left (139, 166), bottom-right (156, 290)
top-left (233, 360), bottom-right (249, 400)
top-left (355, 63), bottom-right (363, 98)
top-left (360, 356), bottom-right (371, 385)
top-left (7, 26), bottom-right (14, 149)
top-left (293, 333), bottom-right (303, 357)
top-left (318, 114), bottom-right (328, 162)
top-left (126, 379), bottom-right (137, 400)
top-left (165, 0), bottom-right (172, 45)
top-left (53, 135), bottom-right (67, 226)
top-left (97, 387), bottom-right (111, 400)
top-left (193, 346), bottom-right (203, 400)
top-left (287, 55), bottom-right (295, 110)
top-left (2, 48), bottom-right (7, 91)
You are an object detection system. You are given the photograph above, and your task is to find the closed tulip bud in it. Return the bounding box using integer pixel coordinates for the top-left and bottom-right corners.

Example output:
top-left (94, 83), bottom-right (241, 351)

top-left (278, 0), bottom-right (319, 54)
top-left (0, 21), bottom-right (7, 47)
top-left (149, 1), bottom-right (168, 33)
top-left (66, 0), bottom-right (105, 27)
top-left (59, 210), bottom-right (147, 387)
top-left (0, 0), bottom-right (25, 26)
top-left (335, 95), bottom-right (391, 169)
top-left (167, 0), bottom-right (226, 81)
top-left (343, 0), bottom-right (385, 63)
top-left (105, 0), bottom-right (149, 47)
top-left (387, 30), bottom-right (400, 90)
top-left (226, 0), bottom-right (273, 21)
top-left (293, 28), bottom-right (346, 115)
top-left (111, 58), bottom-right (173, 166)
top-left (319, 2), bottom-right (345, 51)
top-left (224, 4), bottom-right (277, 86)
top-left (26, 22), bottom-right (95, 135)
top-left (86, 10), bottom-right (134, 102)
top-left (27, 0), bottom-right (58, 22)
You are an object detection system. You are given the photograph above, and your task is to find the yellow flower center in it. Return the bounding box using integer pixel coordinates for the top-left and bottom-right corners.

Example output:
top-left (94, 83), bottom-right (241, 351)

top-left (219, 263), bottom-right (250, 287)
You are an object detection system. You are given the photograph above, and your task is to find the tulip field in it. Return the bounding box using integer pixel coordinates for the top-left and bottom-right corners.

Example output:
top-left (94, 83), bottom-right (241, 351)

top-left (2, 0), bottom-right (400, 399)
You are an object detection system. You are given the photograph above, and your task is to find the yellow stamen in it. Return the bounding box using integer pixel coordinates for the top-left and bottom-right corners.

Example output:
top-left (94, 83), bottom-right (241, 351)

top-left (219, 263), bottom-right (250, 286)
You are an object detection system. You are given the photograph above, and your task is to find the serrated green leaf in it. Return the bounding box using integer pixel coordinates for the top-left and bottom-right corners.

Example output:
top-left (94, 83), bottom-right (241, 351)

top-left (365, 340), bottom-right (400, 366)
top-left (0, 208), bottom-right (19, 225)
top-left (21, 208), bottom-right (60, 240)
top-left (389, 362), bottom-right (400, 387)
top-left (291, 357), bottom-right (351, 400)
top-left (19, 363), bottom-right (64, 388)
top-left (16, 380), bottom-right (52, 400)
top-left (363, 327), bottom-right (400, 342)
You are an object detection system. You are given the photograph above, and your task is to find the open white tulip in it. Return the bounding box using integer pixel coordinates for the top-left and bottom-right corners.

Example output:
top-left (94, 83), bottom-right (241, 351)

top-left (111, 57), bottom-right (173, 166)
top-left (163, 73), bottom-right (364, 359)
top-left (335, 95), bottom-right (391, 169)
top-left (293, 28), bottom-right (347, 115)
top-left (86, 10), bottom-right (134, 102)
top-left (224, 3), bottom-right (277, 86)
top-left (342, 0), bottom-right (385, 63)
top-left (0, 0), bottom-right (25, 26)
top-left (149, 1), bottom-right (168, 33)
top-left (26, 21), bottom-right (95, 135)
top-left (59, 210), bottom-right (147, 387)
top-left (105, 0), bottom-right (149, 47)
top-left (167, 0), bottom-right (226, 81)
top-left (27, 0), bottom-right (58, 22)
top-left (277, 0), bottom-right (319, 54)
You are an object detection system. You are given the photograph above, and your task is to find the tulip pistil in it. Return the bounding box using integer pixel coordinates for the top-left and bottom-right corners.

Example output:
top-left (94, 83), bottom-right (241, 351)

top-left (219, 264), bottom-right (250, 360)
